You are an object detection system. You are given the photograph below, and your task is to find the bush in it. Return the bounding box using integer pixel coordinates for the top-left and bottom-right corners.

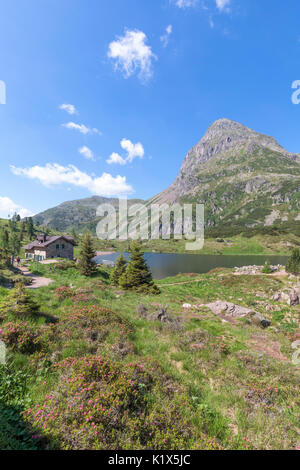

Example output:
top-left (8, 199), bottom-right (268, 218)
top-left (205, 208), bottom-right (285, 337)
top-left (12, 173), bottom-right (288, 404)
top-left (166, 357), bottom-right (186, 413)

top-left (59, 305), bottom-right (134, 358)
top-left (0, 364), bottom-right (38, 450)
top-left (110, 254), bottom-right (127, 286)
top-left (0, 321), bottom-right (43, 354)
top-left (54, 286), bottom-right (74, 300)
top-left (24, 356), bottom-right (196, 450)
top-left (0, 283), bottom-right (40, 319)
top-left (54, 260), bottom-right (76, 271)
top-left (261, 260), bottom-right (273, 274)
top-left (286, 248), bottom-right (300, 275)
top-left (0, 363), bottom-right (30, 405)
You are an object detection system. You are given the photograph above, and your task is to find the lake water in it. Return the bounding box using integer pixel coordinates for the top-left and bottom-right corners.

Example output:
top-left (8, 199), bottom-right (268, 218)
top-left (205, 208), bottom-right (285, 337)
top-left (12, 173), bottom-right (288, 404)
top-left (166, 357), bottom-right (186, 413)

top-left (94, 252), bottom-right (288, 280)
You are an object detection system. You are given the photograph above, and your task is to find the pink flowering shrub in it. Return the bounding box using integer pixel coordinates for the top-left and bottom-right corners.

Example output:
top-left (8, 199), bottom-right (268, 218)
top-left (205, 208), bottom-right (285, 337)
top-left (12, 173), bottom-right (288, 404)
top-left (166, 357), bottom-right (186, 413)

top-left (59, 305), bottom-right (134, 357)
top-left (24, 356), bottom-right (197, 450)
top-left (54, 286), bottom-right (74, 300)
top-left (1, 321), bottom-right (43, 354)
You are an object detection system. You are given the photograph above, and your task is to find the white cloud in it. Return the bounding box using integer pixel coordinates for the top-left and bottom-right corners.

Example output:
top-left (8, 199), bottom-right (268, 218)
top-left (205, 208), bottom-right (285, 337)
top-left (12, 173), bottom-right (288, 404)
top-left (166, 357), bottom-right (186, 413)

top-left (62, 122), bottom-right (102, 135)
top-left (79, 146), bottom-right (95, 161)
top-left (120, 139), bottom-right (144, 162)
top-left (10, 164), bottom-right (133, 197)
top-left (216, 0), bottom-right (231, 11)
top-left (106, 139), bottom-right (145, 165)
top-left (0, 196), bottom-right (33, 218)
top-left (106, 152), bottom-right (127, 165)
top-left (59, 103), bottom-right (78, 115)
top-left (160, 25), bottom-right (173, 48)
top-left (108, 29), bottom-right (157, 82)
top-left (173, 0), bottom-right (231, 14)
top-left (174, 0), bottom-right (198, 8)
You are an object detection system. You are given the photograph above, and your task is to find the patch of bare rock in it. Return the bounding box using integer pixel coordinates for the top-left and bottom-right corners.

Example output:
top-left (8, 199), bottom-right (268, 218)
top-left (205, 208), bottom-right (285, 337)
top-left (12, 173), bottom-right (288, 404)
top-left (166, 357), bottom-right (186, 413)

top-left (182, 301), bottom-right (271, 328)
top-left (136, 304), bottom-right (183, 330)
top-left (272, 288), bottom-right (299, 306)
top-left (234, 265), bottom-right (283, 275)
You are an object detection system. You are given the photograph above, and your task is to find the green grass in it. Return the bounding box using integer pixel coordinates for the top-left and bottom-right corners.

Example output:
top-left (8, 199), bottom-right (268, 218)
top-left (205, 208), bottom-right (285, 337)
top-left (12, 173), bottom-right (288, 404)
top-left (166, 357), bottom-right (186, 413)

top-left (0, 260), bottom-right (299, 450)
top-left (90, 231), bottom-right (300, 256)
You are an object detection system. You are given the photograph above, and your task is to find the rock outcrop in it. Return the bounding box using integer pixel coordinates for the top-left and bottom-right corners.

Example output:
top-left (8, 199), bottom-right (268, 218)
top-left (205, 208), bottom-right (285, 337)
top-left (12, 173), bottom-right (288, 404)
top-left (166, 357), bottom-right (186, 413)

top-left (151, 118), bottom-right (300, 229)
top-left (203, 300), bottom-right (271, 328)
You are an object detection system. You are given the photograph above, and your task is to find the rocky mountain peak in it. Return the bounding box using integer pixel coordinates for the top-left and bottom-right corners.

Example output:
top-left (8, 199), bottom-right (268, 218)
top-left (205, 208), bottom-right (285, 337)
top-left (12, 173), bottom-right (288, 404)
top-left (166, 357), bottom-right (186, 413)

top-left (152, 118), bottom-right (300, 223)
top-left (184, 118), bottom-right (290, 168)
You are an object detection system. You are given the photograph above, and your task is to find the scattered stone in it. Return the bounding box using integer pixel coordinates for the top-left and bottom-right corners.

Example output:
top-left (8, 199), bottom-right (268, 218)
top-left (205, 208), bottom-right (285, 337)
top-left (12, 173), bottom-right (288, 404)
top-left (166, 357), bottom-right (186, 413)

top-left (272, 288), bottom-right (299, 306)
top-left (205, 301), bottom-right (250, 317)
top-left (289, 289), bottom-right (299, 306)
top-left (234, 265), bottom-right (283, 276)
top-left (204, 301), bottom-right (271, 328)
top-left (136, 304), bottom-right (148, 317)
top-left (272, 292), bottom-right (281, 302)
top-left (182, 303), bottom-right (192, 309)
top-left (157, 305), bottom-right (168, 322)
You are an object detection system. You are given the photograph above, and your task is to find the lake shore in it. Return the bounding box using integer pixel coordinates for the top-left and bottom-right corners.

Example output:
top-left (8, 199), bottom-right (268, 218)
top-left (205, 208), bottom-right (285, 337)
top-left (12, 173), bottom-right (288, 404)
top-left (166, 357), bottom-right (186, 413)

top-left (89, 232), bottom-right (300, 257)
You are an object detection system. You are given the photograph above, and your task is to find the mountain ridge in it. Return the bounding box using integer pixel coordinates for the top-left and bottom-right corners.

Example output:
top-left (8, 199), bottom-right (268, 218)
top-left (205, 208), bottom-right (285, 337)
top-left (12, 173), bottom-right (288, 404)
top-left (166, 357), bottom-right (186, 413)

top-left (33, 118), bottom-right (300, 232)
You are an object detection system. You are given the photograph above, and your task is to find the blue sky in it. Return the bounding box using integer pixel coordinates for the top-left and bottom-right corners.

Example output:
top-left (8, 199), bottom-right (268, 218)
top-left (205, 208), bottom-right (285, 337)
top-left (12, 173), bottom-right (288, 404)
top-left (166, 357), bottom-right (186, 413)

top-left (1, 0), bottom-right (300, 217)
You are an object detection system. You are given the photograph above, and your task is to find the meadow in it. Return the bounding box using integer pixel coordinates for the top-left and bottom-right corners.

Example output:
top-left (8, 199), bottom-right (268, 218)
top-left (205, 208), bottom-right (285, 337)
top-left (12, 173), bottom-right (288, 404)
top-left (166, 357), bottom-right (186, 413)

top-left (0, 259), bottom-right (299, 450)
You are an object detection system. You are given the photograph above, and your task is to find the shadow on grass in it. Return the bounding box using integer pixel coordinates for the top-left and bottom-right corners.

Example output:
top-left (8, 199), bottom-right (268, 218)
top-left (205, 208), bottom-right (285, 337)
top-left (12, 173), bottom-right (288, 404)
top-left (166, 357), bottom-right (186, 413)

top-left (0, 400), bottom-right (55, 450)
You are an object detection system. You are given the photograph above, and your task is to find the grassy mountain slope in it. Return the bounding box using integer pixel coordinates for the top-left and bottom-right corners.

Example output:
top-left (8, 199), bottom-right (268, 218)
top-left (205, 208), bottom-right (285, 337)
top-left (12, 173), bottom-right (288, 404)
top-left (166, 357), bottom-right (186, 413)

top-left (33, 119), bottom-right (300, 234)
top-left (33, 196), bottom-right (144, 232)
top-left (0, 262), bottom-right (299, 450)
top-left (152, 119), bottom-right (300, 229)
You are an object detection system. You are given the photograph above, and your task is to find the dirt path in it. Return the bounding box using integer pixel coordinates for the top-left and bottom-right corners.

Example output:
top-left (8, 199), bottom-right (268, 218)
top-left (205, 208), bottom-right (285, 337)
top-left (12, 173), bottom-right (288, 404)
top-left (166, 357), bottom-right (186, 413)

top-left (16, 265), bottom-right (53, 289)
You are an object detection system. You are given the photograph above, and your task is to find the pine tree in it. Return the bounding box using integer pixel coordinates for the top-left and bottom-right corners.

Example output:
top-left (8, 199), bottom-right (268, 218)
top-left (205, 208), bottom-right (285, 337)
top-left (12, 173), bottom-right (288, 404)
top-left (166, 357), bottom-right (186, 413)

top-left (10, 232), bottom-right (21, 256)
top-left (286, 248), bottom-right (300, 275)
top-left (119, 241), bottom-right (160, 294)
top-left (78, 232), bottom-right (97, 276)
top-left (0, 282), bottom-right (40, 318)
top-left (71, 228), bottom-right (79, 244)
top-left (110, 254), bottom-right (127, 286)
top-left (0, 229), bottom-right (10, 266)
top-left (19, 222), bottom-right (25, 242)
top-left (27, 217), bottom-right (34, 239)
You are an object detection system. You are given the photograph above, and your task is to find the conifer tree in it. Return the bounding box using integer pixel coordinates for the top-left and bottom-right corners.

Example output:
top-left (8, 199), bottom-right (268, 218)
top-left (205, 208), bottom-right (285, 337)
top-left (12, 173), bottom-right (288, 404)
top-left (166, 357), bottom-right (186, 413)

top-left (0, 229), bottom-right (10, 266)
top-left (110, 254), bottom-right (127, 286)
top-left (119, 241), bottom-right (160, 294)
top-left (19, 222), bottom-right (25, 242)
top-left (78, 232), bottom-right (97, 276)
top-left (10, 232), bottom-right (21, 257)
top-left (71, 228), bottom-right (79, 244)
top-left (27, 217), bottom-right (34, 239)
top-left (0, 282), bottom-right (40, 318)
top-left (286, 248), bottom-right (300, 275)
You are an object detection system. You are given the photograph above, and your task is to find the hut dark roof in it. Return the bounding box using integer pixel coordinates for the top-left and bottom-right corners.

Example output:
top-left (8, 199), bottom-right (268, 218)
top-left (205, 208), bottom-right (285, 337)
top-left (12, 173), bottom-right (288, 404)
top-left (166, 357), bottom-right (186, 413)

top-left (23, 235), bottom-right (76, 250)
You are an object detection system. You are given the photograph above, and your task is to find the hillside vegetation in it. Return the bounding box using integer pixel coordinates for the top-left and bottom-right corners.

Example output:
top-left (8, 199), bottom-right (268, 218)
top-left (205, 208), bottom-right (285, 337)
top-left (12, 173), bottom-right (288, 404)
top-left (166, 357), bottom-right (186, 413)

top-left (0, 257), bottom-right (299, 450)
top-left (33, 119), bottom-right (300, 236)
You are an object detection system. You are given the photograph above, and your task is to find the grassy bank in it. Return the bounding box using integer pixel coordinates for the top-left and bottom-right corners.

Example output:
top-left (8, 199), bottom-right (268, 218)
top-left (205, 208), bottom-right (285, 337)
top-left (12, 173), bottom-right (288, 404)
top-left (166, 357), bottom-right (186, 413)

top-left (0, 261), bottom-right (299, 450)
top-left (89, 232), bottom-right (300, 256)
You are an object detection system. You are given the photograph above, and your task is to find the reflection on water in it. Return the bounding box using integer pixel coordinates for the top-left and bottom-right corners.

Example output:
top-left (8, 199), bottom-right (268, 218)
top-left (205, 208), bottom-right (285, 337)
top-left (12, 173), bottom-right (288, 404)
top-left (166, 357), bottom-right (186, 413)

top-left (94, 252), bottom-right (288, 280)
